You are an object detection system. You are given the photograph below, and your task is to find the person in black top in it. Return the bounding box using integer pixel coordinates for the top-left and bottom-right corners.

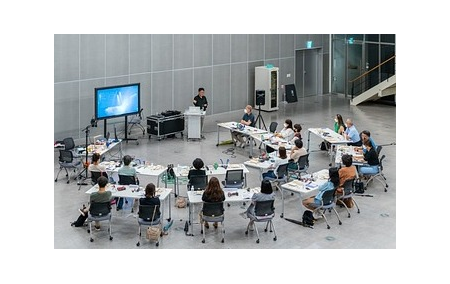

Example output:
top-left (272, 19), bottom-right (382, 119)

top-left (139, 183), bottom-right (161, 220)
top-left (201, 177), bottom-right (225, 229)
top-left (359, 139), bottom-right (380, 176)
top-left (193, 87), bottom-right (208, 138)
top-left (193, 87), bottom-right (208, 111)
top-left (187, 158), bottom-right (206, 180)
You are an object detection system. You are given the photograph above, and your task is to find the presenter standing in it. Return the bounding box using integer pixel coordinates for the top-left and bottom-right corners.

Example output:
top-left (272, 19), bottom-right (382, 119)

top-left (193, 87), bottom-right (208, 139)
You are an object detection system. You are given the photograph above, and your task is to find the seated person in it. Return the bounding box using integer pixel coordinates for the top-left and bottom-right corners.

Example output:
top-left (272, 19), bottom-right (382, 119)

top-left (302, 167), bottom-right (339, 211)
top-left (201, 177), bottom-right (226, 229)
top-left (290, 123), bottom-right (302, 144)
top-left (289, 139), bottom-right (307, 163)
top-left (117, 154), bottom-right (139, 210)
top-left (231, 105), bottom-right (256, 148)
top-left (337, 154), bottom-right (357, 195)
top-left (187, 158), bottom-right (206, 190)
top-left (245, 179), bottom-right (275, 229)
top-left (88, 176), bottom-right (113, 230)
top-left (139, 183), bottom-right (161, 221)
top-left (262, 146), bottom-right (289, 180)
top-left (334, 114), bottom-right (346, 135)
top-left (359, 139), bottom-right (379, 176)
top-left (360, 130), bottom-right (377, 154)
top-left (88, 152), bottom-right (109, 183)
top-left (344, 118), bottom-right (362, 146)
top-left (274, 119), bottom-right (295, 141)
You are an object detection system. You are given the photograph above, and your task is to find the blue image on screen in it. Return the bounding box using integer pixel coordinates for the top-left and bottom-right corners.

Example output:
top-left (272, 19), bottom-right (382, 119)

top-left (95, 84), bottom-right (140, 120)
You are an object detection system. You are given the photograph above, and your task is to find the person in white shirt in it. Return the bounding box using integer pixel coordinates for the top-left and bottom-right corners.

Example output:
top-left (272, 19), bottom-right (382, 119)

top-left (275, 119), bottom-right (294, 142)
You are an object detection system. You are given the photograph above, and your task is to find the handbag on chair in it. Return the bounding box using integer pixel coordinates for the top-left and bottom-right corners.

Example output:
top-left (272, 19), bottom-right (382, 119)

top-left (146, 206), bottom-right (161, 241)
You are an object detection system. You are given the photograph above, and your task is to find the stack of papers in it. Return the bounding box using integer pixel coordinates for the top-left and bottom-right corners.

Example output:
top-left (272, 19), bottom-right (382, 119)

top-left (305, 182), bottom-right (319, 189)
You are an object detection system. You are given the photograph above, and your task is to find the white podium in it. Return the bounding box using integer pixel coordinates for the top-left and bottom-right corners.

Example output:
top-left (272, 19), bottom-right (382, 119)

top-left (184, 107), bottom-right (205, 139)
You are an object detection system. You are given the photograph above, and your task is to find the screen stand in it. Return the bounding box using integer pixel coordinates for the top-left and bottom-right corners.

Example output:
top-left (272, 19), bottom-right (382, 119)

top-left (122, 116), bottom-right (138, 145)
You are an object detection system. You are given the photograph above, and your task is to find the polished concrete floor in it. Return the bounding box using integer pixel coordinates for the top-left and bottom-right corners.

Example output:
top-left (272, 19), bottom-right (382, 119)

top-left (54, 94), bottom-right (396, 249)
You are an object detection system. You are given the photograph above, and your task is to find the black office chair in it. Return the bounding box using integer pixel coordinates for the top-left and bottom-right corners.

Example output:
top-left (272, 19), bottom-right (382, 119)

top-left (87, 201), bottom-right (113, 242)
top-left (200, 202), bottom-right (225, 244)
top-left (288, 153), bottom-right (310, 179)
top-left (245, 200), bottom-right (277, 243)
top-left (90, 171), bottom-right (109, 185)
top-left (337, 178), bottom-right (360, 218)
top-left (136, 204), bottom-right (162, 247)
top-left (187, 175), bottom-right (208, 191)
top-left (63, 137), bottom-right (76, 151)
top-left (264, 163), bottom-right (289, 191)
top-left (313, 189), bottom-right (342, 229)
top-left (221, 169), bottom-right (244, 189)
top-left (376, 145), bottom-right (382, 156)
top-left (365, 155), bottom-right (389, 192)
top-left (55, 149), bottom-right (82, 184)
top-left (269, 122), bottom-right (278, 133)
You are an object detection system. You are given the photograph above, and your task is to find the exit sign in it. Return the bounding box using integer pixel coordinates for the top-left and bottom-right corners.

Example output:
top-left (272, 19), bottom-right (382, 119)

top-left (306, 41), bottom-right (313, 48)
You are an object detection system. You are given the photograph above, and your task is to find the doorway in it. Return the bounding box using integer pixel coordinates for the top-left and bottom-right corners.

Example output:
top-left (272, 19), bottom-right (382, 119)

top-left (295, 48), bottom-right (322, 98)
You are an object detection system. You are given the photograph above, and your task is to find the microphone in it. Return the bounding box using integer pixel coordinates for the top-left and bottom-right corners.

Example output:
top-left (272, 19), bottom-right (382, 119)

top-left (90, 117), bottom-right (97, 127)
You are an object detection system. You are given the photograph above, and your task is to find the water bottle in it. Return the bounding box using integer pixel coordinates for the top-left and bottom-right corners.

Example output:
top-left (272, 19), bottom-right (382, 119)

top-left (191, 185), bottom-right (194, 191)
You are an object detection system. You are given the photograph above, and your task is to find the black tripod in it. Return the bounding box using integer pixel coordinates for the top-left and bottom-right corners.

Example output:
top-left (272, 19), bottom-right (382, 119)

top-left (254, 104), bottom-right (267, 131)
top-left (77, 124), bottom-right (92, 189)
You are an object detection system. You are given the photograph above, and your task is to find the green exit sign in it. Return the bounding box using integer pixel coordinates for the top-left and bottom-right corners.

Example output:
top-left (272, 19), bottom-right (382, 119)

top-left (306, 41), bottom-right (313, 48)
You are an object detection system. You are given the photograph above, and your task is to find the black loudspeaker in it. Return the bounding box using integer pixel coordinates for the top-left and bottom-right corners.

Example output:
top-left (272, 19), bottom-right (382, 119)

top-left (285, 84), bottom-right (298, 103)
top-left (255, 90), bottom-right (265, 106)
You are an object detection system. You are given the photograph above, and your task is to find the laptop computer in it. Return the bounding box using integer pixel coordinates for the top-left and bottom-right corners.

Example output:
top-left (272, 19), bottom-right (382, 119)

top-left (189, 106), bottom-right (201, 113)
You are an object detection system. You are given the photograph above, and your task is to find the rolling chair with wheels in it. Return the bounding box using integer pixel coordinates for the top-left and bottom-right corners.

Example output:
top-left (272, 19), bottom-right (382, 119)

top-left (128, 108), bottom-right (146, 135)
top-left (221, 169), bottom-right (244, 189)
top-left (200, 201), bottom-right (225, 243)
top-left (288, 153), bottom-right (310, 179)
top-left (337, 178), bottom-right (360, 218)
top-left (313, 188), bottom-right (342, 229)
top-left (263, 163), bottom-right (289, 191)
top-left (87, 201), bottom-right (113, 242)
top-left (136, 204), bottom-right (162, 247)
top-left (245, 199), bottom-right (277, 243)
top-left (55, 149), bottom-right (82, 184)
top-left (364, 155), bottom-right (389, 192)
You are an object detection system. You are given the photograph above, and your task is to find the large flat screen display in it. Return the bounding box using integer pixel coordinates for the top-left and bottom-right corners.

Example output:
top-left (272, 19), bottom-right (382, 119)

top-left (95, 83), bottom-right (140, 120)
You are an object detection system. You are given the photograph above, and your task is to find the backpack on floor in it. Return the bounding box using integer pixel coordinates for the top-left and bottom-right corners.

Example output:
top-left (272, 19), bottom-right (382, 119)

top-left (302, 210), bottom-right (315, 226)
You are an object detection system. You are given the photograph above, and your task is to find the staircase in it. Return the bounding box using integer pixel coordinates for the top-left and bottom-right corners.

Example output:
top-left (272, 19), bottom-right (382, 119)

top-left (349, 55), bottom-right (395, 106)
top-left (351, 75), bottom-right (396, 106)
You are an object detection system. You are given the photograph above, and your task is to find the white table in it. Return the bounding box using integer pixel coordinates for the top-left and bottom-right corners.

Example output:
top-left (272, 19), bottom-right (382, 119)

top-left (216, 122), bottom-right (268, 158)
top-left (186, 187), bottom-right (260, 236)
top-left (85, 184), bottom-right (173, 221)
top-left (78, 139), bottom-right (123, 161)
top-left (184, 110), bottom-right (206, 139)
top-left (173, 164), bottom-right (250, 196)
top-left (100, 162), bottom-right (167, 188)
top-left (307, 128), bottom-right (350, 166)
top-left (335, 145), bottom-right (366, 167)
top-left (250, 133), bottom-right (293, 152)
top-left (279, 169), bottom-right (329, 219)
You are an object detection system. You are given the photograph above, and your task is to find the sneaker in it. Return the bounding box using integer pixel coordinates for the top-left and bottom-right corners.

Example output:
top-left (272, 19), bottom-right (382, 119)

top-left (204, 222), bottom-right (209, 229)
top-left (313, 211), bottom-right (323, 220)
top-left (213, 222), bottom-right (218, 229)
top-left (248, 221), bottom-right (255, 231)
top-left (94, 225), bottom-right (101, 231)
top-left (238, 142), bottom-right (244, 148)
top-left (239, 212), bottom-right (248, 219)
